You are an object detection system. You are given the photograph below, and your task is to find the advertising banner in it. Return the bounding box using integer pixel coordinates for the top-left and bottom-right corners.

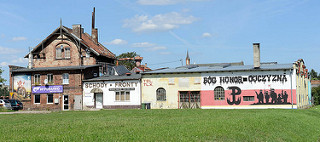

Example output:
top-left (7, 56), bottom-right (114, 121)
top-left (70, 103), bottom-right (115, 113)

top-left (32, 85), bottom-right (63, 94)
top-left (13, 74), bottom-right (31, 99)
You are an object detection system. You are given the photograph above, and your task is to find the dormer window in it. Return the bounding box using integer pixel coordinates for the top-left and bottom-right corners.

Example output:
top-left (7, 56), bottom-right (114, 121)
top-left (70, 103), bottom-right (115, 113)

top-left (56, 45), bottom-right (62, 59)
top-left (65, 47), bottom-right (70, 59)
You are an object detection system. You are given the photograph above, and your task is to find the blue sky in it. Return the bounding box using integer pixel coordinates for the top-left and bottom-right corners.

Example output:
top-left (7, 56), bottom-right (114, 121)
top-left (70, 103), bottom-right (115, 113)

top-left (0, 0), bottom-right (319, 84)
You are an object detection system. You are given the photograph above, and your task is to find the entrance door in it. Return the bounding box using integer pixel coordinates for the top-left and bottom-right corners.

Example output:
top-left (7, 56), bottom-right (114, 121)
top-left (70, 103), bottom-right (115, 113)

top-left (74, 95), bottom-right (82, 110)
top-left (63, 95), bottom-right (69, 110)
top-left (179, 91), bottom-right (200, 109)
top-left (95, 93), bottom-right (103, 109)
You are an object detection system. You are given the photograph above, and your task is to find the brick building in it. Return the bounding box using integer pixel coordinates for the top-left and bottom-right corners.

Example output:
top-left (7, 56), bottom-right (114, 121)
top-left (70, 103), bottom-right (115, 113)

top-left (9, 8), bottom-right (116, 110)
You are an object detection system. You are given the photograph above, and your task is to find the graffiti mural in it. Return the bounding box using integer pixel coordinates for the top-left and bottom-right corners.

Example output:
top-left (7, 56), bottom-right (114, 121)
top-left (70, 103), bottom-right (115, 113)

top-left (253, 89), bottom-right (290, 105)
top-left (13, 74), bottom-right (31, 99)
top-left (227, 86), bottom-right (241, 105)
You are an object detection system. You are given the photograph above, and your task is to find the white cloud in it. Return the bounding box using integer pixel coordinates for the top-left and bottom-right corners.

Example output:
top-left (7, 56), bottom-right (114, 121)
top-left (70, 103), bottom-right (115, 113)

top-left (132, 42), bottom-right (155, 48)
top-left (12, 57), bottom-right (27, 64)
top-left (137, 0), bottom-right (207, 5)
top-left (0, 46), bottom-right (22, 54)
top-left (123, 12), bottom-right (197, 33)
top-left (146, 46), bottom-right (167, 51)
top-left (105, 39), bottom-right (128, 45)
top-left (159, 52), bottom-right (171, 55)
top-left (11, 37), bottom-right (27, 41)
top-left (1, 34), bottom-right (5, 38)
top-left (202, 32), bottom-right (212, 38)
top-left (0, 62), bottom-right (8, 66)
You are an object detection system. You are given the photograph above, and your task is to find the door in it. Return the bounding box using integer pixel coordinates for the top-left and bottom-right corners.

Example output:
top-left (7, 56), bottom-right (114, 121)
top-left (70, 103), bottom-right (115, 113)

top-left (95, 93), bottom-right (103, 109)
top-left (74, 95), bottom-right (82, 110)
top-left (63, 95), bottom-right (69, 110)
top-left (179, 91), bottom-right (200, 109)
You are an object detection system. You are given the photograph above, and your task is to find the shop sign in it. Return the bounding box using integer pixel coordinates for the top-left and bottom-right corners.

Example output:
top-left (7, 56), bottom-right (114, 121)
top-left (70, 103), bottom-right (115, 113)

top-left (32, 85), bottom-right (63, 93)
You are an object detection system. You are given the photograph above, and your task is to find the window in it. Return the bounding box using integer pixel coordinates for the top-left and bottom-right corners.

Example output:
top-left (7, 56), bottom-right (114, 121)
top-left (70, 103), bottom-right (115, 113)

top-left (34, 94), bottom-right (40, 104)
top-left (47, 94), bottom-right (53, 104)
top-left (156, 88), bottom-right (166, 101)
top-left (62, 73), bottom-right (69, 84)
top-left (86, 51), bottom-right (90, 58)
top-left (214, 86), bottom-right (225, 100)
top-left (47, 74), bottom-right (53, 84)
top-left (56, 46), bottom-right (62, 59)
top-left (34, 74), bottom-right (40, 85)
top-left (65, 47), bottom-right (70, 58)
top-left (243, 96), bottom-right (254, 101)
top-left (115, 91), bottom-right (130, 101)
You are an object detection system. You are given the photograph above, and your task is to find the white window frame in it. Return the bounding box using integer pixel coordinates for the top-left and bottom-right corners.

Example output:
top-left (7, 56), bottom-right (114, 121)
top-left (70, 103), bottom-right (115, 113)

top-left (47, 94), bottom-right (53, 104)
top-left (34, 94), bottom-right (40, 104)
top-left (62, 73), bottom-right (69, 84)
top-left (115, 91), bottom-right (130, 102)
top-left (34, 74), bottom-right (40, 85)
top-left (47, 74), bottom-right (53, 84)
top-left (214, 86), bottom-right (225, 100)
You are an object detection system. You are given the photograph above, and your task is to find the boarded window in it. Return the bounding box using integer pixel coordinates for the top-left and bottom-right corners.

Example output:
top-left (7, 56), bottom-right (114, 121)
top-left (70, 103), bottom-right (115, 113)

top-left (243, 96), bottom-right (254, 101)
top-left (65, 47), bottom-right (70, 58)
top-left (56, 46), bottom-right (62, 59)
top-left (214, 86), bottom-right (225, 100)
top-left (156, 88), bottom-right (166, 101)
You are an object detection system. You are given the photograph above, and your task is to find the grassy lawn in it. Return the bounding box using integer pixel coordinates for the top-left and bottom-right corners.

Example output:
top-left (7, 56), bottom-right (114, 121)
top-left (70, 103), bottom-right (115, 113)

top-left (0, 106), bottom-right (320, 141)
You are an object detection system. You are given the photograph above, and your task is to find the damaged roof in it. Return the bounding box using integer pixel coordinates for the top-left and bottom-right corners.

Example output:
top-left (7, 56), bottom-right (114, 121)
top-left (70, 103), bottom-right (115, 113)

top-left (24, 25), bottom-right (116, 59)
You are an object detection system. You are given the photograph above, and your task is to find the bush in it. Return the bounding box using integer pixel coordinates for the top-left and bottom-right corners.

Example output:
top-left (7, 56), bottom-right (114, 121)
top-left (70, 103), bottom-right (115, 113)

top-left (312, 86), bottom-right (320, 105)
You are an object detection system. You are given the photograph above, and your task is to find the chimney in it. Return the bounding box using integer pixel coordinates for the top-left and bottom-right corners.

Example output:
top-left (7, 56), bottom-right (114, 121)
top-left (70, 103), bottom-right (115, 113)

top-left (28, 48), bottom-right (33, 69)
top-left (134, 56), bottom-right (143, 67)
top-left (186, 50), bottom-right (190, 66)
top-left (92, 7), bottom-right (98, 43)
top-left (253, 43), bottom-right (260, 69)
top-left (72, 24), bottom-right (82, 39)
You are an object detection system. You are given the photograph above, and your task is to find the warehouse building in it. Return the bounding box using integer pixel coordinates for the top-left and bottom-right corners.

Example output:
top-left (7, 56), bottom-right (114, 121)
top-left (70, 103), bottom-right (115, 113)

top-left (141, 43), bottom-right (311, 109)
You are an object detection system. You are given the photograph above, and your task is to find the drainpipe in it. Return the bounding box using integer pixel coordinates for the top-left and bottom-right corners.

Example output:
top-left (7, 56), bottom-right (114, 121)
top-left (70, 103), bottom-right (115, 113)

top-left (290, 69), bottom-right (293, 109)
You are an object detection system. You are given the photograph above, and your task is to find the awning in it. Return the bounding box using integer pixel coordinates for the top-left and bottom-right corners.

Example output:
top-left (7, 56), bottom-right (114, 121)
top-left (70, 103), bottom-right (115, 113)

top-left (90, 88), bottom-right (103, 93)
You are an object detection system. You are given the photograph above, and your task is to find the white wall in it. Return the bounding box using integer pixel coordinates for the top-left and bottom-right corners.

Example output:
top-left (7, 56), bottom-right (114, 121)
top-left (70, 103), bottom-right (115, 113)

top-left (83, 80), bottom-right (141, 108)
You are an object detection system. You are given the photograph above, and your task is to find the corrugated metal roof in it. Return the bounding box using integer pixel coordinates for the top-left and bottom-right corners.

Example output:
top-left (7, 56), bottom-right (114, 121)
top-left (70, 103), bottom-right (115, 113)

top-left (143, 63), bottom-right (294, 74)
top-left (11, 65), bottom-right (100, 73)
top-left (83, 74), bottom-right (141, 82)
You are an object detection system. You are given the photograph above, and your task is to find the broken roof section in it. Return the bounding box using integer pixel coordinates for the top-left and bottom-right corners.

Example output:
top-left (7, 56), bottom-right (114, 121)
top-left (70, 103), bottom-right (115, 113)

top-left (24, 25), bottom-right (116, 59)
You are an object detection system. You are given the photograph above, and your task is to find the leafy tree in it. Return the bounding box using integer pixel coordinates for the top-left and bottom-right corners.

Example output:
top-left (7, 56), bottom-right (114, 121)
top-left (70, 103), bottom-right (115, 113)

top-left (0, 67), bottom-right (8, 97)
top-left (312, 86), bottom-right (320, 105)
top-left (310, 69), bottom-right (318, 80)
top-left (116, 52), bottom-right (139, 70)
top-left (0, 67), bottom-right (6, 84)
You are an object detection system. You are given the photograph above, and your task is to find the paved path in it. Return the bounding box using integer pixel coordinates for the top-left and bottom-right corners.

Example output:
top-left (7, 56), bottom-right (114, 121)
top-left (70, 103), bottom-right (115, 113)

top-left (0, 111), bottom-right (51, 114)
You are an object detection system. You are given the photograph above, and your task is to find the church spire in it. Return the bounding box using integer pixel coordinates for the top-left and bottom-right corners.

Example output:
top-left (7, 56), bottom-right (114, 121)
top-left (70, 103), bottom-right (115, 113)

top-left (186, 50), bottom-right (190, 66)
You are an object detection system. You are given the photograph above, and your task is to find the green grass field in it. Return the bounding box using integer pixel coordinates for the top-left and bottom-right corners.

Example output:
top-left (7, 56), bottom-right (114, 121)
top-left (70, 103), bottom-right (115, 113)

top-left (1, 106), bottom-right (320, 141)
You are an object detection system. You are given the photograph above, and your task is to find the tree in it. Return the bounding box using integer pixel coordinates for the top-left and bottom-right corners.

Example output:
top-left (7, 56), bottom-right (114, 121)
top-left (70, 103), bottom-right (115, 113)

top-left (0, 67), bottom-right (8, 98)
top-left (312, 86), bottom-right (320, 105)
top-left (116, 52), bottom-right (139, 70)
top-left (0, 67), bottom-right (6, 84)
top-left (310, 69), bottom-right (318, 80)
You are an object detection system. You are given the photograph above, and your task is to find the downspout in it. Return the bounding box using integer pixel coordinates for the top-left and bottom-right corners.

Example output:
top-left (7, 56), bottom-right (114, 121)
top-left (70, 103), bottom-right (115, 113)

top-left (290, 69), bottom-right (293, 109)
